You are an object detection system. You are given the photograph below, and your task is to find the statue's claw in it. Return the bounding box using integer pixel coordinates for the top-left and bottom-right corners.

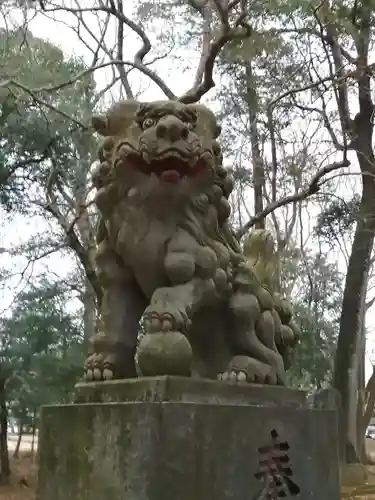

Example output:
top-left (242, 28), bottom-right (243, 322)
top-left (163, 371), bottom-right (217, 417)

top-left (83, 350), bottom-right (133, 381)
top-left (143, 305), bottom-right (190, 334)
top-left (84, 352), bottom-right (115, 381)
top-left (218, 355), bottom-right (278, 385)
top-left (84, 367), bottom-right (114, 382)
top-left (217, 371), bottom-right (247, 383)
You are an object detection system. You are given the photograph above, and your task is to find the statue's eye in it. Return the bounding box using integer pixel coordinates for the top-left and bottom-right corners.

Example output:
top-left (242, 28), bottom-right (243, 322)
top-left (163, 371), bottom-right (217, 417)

top-left (143, 118), bottom-right (155, 129)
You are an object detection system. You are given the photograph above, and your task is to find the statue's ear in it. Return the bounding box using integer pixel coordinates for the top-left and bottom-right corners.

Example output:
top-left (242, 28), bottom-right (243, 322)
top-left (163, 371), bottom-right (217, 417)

top-left (187, 103), bottom-right (221, 138)
top-left (91, 100), bottom-right (141, 137)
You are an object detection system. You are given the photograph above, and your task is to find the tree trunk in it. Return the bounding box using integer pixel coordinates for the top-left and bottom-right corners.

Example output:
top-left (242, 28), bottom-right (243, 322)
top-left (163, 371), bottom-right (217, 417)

top-left (244, 60), bottom-right (265, 229)
top-left (333, 102), bottom-right (375, 463)
top-left (82, 277), bottom-right (96, 345)
top-left (356, 324), bottom-right (366, 462)
top-left (31, 412), bottom-right (37, 454)
top-left (74, 156), bottom-right (101, 313)
top-left (362, 368), bottom-right (375, 434)
top-left (13, 421), bottom-right (24, 459)
top-left (333, 179), bottom-right (375, 462)
top-left (0, 378), bottom-right (10, 484)
top-left (333, 15), bottom-right (375, 459)
top-left (345, 274), bottom-right (367, 462)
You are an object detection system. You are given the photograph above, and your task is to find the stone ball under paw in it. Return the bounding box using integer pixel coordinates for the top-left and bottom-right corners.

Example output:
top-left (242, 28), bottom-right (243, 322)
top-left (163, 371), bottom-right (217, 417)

top-left (137, 331), bottom-right (192, 377)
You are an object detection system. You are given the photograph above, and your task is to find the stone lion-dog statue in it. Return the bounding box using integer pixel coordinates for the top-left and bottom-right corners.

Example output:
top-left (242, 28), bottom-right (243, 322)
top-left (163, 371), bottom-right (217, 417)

top-left (84, 100), bottom-right (301, 385)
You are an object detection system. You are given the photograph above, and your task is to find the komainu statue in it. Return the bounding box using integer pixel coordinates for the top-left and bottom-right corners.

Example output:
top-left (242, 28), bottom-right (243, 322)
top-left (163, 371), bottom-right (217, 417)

top-left (84, 100), bottom-right (301, 385)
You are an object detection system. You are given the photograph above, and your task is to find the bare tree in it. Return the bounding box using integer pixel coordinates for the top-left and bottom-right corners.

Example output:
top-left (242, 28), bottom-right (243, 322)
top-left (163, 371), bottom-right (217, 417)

top-left (2, 3), bottom-right (373, 465)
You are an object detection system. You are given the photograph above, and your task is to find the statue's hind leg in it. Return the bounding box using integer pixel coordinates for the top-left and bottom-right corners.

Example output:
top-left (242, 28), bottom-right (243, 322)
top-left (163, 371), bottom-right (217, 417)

top-left (218, 356), bottom-right (279, 384)
top-left (84, 239), bottom-right (146, 381)
top-left (222, 266), bottom-right (286, 385)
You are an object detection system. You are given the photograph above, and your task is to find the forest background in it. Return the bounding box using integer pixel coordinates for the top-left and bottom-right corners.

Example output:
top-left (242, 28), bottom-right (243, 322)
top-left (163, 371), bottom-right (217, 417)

top-left (0, 0), bottom-right (373, 478)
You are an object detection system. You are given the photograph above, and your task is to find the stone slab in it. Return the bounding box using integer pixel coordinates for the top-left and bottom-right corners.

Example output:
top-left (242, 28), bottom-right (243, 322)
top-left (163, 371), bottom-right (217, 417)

top-left (74, 376), bottom-right (307, 408)
top-left (37, 400), bottom-right (340, 500)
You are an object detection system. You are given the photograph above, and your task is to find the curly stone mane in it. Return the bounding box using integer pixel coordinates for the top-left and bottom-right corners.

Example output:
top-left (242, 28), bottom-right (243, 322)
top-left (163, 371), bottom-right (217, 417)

top-left (180, 167), bottom-right (240, 255)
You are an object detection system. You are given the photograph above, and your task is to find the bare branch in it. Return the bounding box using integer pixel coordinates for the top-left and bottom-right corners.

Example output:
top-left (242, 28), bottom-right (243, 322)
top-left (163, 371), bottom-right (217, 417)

top-left (291, 99), bottom-right (347, 152)
top-left (34, 192), bottom-right (102, 307)
top-left (366, 295), bottom-right (375, 312)
top-left (179, 0), bottom-right (252, 103)
top-left (114, 0), bottom-right (134, 99)
top-left (236, 159), bottom-right (350, 239)
top-left (189, 1), bottom-right (213, 89)
top-left (274, 27), bottom-right (357, 65)
top-left (312, 0), bottom-right (352, 140)
top-left (268, 70), bottom-right (351, 111)
top-left (1, 57), bottom-right (176, 129)
top-left (42, 4), bottom-right (152, 62)
top-left (41, 2), bottom-right (176, 99)
top-left (1, 79), bottom-right (88, 128)
top-left (0, 139), bottom-right (54, 187)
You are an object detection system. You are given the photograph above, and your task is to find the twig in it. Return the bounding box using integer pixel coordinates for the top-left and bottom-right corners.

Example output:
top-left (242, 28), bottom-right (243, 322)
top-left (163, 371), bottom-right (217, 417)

top-left (236, 159), bottom-right (350, 239)
top-left (114, 0), bottom-right (134, 99)
top-left (0, 139), bottom-right (54, 186)
top-left (41, 3), bottom-right (176, 99)
top-left (179, 0), bottom-right (252, 103)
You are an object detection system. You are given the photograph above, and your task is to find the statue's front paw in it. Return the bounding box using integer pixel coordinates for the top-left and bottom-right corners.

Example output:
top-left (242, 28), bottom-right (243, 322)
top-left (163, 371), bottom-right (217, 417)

top-left (139, 304), bottom-right (193, 377)
top-left (143, 305), bottom-right (190, 334)
top-left (84, 352), bottom-right (115, 381)
top-left (83, 333), bottom-right (137, 382)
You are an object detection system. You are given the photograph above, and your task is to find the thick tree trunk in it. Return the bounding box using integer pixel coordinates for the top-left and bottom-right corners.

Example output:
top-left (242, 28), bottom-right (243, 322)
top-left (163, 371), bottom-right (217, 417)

top-left (362, 368), bottom-right (375, 434)
top-left (0, 379), bottom-right (10, 484)
top-left (74, 156), bottom-right (101, 313)
top-left (333, 104), bottom-right (375, 462)
top-left (82, 278), bottom-right (96, 345)
top-left (357, 325), bottom-right (366, 461)
top-left (333, 180), bottom-right (375, 462)
top-left (333, 19), bottom-right (375, 459)
top-left (351, 323), bottom-right (366, 462)
top-left (346, 277), bottom-right (367, 462)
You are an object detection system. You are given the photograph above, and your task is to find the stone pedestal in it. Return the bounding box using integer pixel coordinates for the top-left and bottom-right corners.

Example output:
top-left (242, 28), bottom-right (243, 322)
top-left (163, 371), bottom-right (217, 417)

top-left (37, 377), bottom-right (340, 500)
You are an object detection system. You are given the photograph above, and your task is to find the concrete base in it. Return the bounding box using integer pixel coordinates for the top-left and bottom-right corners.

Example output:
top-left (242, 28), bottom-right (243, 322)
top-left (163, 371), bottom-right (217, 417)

top-left (37, 377), bottom-right (340, 500)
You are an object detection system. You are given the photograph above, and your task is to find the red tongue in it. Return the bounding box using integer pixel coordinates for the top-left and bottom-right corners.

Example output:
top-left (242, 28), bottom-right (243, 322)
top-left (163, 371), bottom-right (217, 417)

top-left (160, 169), bottom-right (182, 184)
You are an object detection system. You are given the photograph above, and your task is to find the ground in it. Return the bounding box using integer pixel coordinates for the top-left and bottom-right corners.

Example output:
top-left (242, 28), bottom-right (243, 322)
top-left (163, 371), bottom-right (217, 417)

top-left (0, 436), bottom-right (37, 500)
top-left (2, 435), bottom-right (375, 499)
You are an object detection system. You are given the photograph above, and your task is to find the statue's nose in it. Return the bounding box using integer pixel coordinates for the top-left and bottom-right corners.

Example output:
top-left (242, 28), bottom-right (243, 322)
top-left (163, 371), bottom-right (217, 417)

top-left (156, 116), bottom-right (189, 142)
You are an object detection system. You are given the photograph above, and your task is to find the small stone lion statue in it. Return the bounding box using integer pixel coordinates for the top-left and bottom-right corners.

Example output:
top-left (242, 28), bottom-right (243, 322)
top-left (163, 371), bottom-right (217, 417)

top-left (84, 100), bottom-right (301, 385)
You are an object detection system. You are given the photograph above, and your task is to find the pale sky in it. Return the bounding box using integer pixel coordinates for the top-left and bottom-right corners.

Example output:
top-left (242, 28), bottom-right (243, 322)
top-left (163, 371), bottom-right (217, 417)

top-left (1, 4), bottom-right (374, 381)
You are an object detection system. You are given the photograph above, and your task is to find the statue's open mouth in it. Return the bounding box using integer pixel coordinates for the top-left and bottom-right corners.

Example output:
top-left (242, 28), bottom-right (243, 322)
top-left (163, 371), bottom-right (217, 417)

top-left (125, 151), bottom-right (209, 184)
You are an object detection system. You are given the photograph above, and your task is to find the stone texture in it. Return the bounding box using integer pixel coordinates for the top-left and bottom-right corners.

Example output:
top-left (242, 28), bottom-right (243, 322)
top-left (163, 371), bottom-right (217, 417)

top-left (74, 376), bottom-right (307, 407)
top-left (37, 378), bottom-right (340, 500)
